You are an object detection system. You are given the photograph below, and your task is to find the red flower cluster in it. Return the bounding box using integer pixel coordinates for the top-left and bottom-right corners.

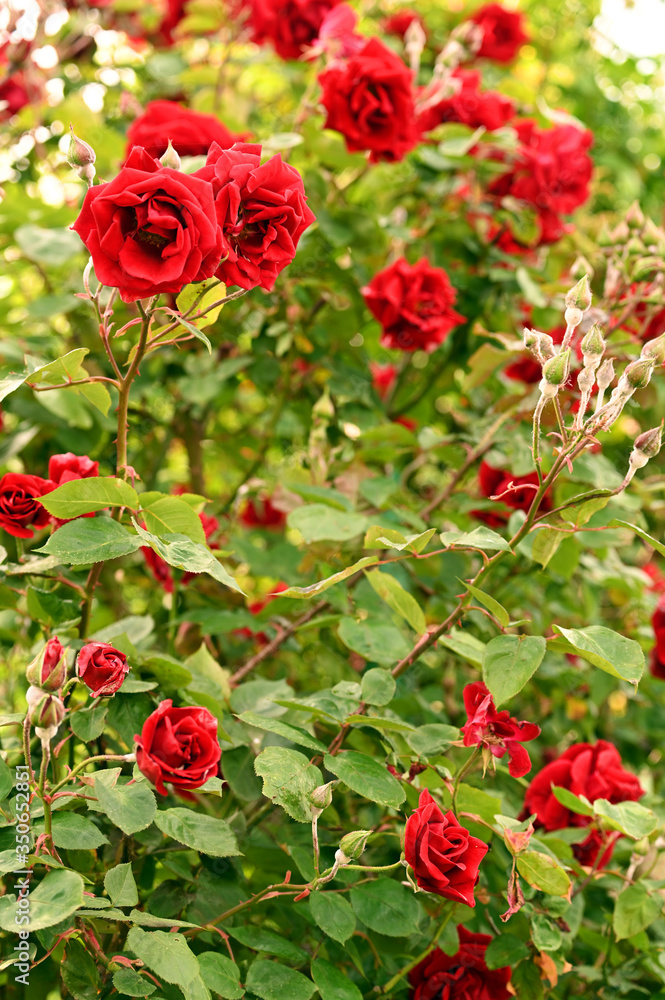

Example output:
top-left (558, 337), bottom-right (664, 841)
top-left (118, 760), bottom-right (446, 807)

top-left (462, 681), bottom-right (540, 778)
top-left (125, 101), bottom-right (241, 161)
top-left (418, 69), bottom-right (515, 135)
top-left (650, 595), bottom-right (665, 679)
top-left (239, 495), bottom-right (286, 529)
top-left (318, 38), bottom-right (421, 163)
top-left (135, 699), bottom-right (221, 795)
top-left (524, 740), bottom-right (645, 867)
top-left (363, 258), bottom-right (465, 352)
top-left (474, 459), bottom-right (549, 527)
top-left (470, 3), bottom-right (529, 63)
top-left (247, 0), bottom-right (342, 60)
top-left (409, 925), bottom-right (512, 1000)
top-left (404, 789), bottom-right (488, 906)
top-left (77, 643), bottom-right (130, 696)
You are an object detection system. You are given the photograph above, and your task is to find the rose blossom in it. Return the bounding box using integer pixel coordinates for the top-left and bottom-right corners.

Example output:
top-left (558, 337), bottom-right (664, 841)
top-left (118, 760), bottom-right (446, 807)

top-left (247, 0), bottom-right (342, 60)
top-left (125, 101), bottom-right (242, 162)
top-left (71, 146), bottom-right (224, 303)
top-left (0, 473), bottom-right (55, 539)
top-left (651, 594), bottom-right (665, 679)
top-left (409, 925), bottom-right (512, 1000)
top-left (135, 699), bottom-right (221, 795)
top-left (239, 495), bottom-right (287, 529)
top-left (77, 642), bottom-right (130, 696)
top-left (318, 37), bottom-right (421, 163)
top-left (48, 453), bottom-right (100, 486)
top-left (404, 789), bottom-right (488, 906)
top-left (363, 258), bottom-right (465, 352)
top-left (462, 681), bottom-right (540, 778)
top-left (193, 141), bottom-right (315, 291)
top-left (418, 70), bottom-right (515, 134)
top-left (383, 8), bottom-right (424, 40)
top-left (470, 3), bottom-right (529, 63)
top-left (523, 740), bottom-right (645, 867)
top-left (370, 362), bottom-right (399, 400)
top-left (473, 460), bottom-right (551, 527)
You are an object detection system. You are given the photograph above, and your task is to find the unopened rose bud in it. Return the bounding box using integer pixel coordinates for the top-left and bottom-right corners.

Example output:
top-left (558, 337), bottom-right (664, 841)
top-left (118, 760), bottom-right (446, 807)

top-left (634, 423), bottom-right (663, 460)
top-left (642, 217), bottom-right (665, 250)
top-left (625, 201), bottom-right (645, 229)
top-left (565, 274), bottom-right (592, 313)
top-left (633, 256), bottom-right (665, 281)
top-left (310, 781), bottom-right (335, 812)
top-left (596, 358), bottom-right (615, 394)
top-left (610, 221), bottom-right (630, 244)
top-left (26, 637), bottom-right (68, 692)
top-left (523, 328), bottom-right (554, 361)
top-left (626, 236), bottom-right (647, 257)
top-left (570, 255), bottom-right (594, 280)
top-left (622, 356), bottom-right (655, 389)
top-left (404, 17), bottom-right (427, 63)
top-left (641, 331), bottom-right (665, 366)
top-left (581, 323), bottom-right (605, 368)
top-left (542, 348), bottom-right (571, 387)
top-left (67, 127), bottom-right (96, 169)
top-left (29, 693), bottom-right (65, 732)
top-left (597, 225), bottom-right (613, 247)
top-left (338, 829), bottom-right (372, 860)
top-left (160, 139), bottom-right (181, 170)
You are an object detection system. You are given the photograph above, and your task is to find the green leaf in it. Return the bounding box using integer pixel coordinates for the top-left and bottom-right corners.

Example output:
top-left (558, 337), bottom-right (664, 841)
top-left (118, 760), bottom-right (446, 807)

top-left (139, 496), bottom-right (206, 544)
top-left (245, 961), bottom-right (316, 1000)
top-left (592, 799), bottom-right (659, 839)
top-left (287, 504), bottom-right (368, 543)
top-left (0, 756), bottom-right (13, 802)
top-left (0, 869), bottom-right (84, 932)
top-left (337, 618), bottom-right (411, 664)
top-left (484, 934), bottom-right (530, 970)
top-left (51, 811), bottom-right (109, 850)
top-left (36, 517), bottom-right (142, 566)
top-left (439, 526), bottom-right (512, 552)
top-left (105, 863), bottom-right (139, 907)
top-left (154, 808), bottom-right (241, 858)
top-left (482, 635), bottom-right (547, 705)
top-left (167, 311), bottom-right (213, 353)
top-left (198, 953), bottom-right (244, 999)
top-left (309, 891), bottom-right (356, 944)
top-left (613, 883), bottom-right (663, 940)
top-left (126, 927), bottom-right (208, 999)
top-left (516, 851), bottom-right (571, 897)
top-left (311, 958), bottom-right (362, 1000)
top-left (254, 747), bottom-right (323, 823)
top-left (406, 724), bottom-right (461, 757)
top-left (227, 925), bottom-right (307, 964)
top-left (238, 711), bottom-right (327, 753)
top-left (93, 769), bottom-right (157, 836)
top-left (62, 939), bottom-right (101, 1000)
top-left (70, 703), bottom-right (109, 742)
top-left (284, 482), bottom-right (353, 511)
top-left (510, 961), bottom-right (544, 1000)
top-left (365, 570), bottom-right (427, 634)
top-left (462, 579), bottom-right (510, 627)
top-left (364, 526), bottom-right (436, 553)
top-left (15, 224), bottom-right (83, 266)
top-left (531, 527), bottom-right (564, 569)
top-left (112, 967), bottom-right (157, 997)
top-left (176, 277), bottom-right (226, 329)
top-left (277, 556), bottom-right (380, 598)
top-left (361, 668), bottom-right (396, 707)
top-left (550, 785), bottom-right (594, 818)
top-left (552, 624), bottom-right (644, 685)
top-left (439, 628), bottom-right (486, 668)
top-left (132, 520), bottom-right (244, 594)
top-left (39, 477), bottom-right (139, 518)
top-left (350, 879), bottom-right (421, 936)
top-left (531, 913), bottom-right (562, 952)
top-left (323, 751), bottom-right (405, 808)
top-left (608, 519), bottom-right (665, 558)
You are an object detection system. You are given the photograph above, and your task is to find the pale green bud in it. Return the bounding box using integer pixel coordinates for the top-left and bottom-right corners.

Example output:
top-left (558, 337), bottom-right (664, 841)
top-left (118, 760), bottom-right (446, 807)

top-left (160, 139), bottom-right (181, 170)
top-left (641, 331), bottom-right (665, 366)
top-left (338, 829), bottom-right (372, 860)
top-left (565, 274), bottom-right (592, 313)
top-left (623, 357), bottom-right (655, 389)
top-left (580, 323), bottom-right (605, 367)
top-left (542, 348), bottom-right (571, 387)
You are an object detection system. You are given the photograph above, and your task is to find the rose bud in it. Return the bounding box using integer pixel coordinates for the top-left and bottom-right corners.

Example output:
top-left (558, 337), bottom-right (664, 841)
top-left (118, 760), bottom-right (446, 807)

top-left (310, 781), bottom-right (335, 812)
top-left (68, 127), bottom-right (96, 185)
top-left (77, 642), bottom-right (130, 696)
top-left (25, 636), bottom-right (68, 691)
top-left (338, 829), bottom-right (372, 861)
top-left (625, 201), bottom-right (645, 228)
top-left (160, 139), bottom-right (181, 171)
top-left (641, 331), bottom-right (665, 366)
top-left (580, 324), bottom-right (606, 369)
top-left (29, 692), bottom-right (65, 732)
top-left (622, 356), bottom-right (655, 389)
top-left (135, 700), bottom-right (221, 796)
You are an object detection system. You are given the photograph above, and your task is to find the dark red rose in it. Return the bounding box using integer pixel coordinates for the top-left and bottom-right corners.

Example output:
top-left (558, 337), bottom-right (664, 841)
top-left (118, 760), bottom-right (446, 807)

top-left (125, 101), bottom-right (242, 162)
top-left (650, 647), bottom-right (665, 680)
top-left (77, 642), bottom-right (130, 696)
top-left (462, 681), bottom-right (540, 778)
top-left (0, 473), bottom-right (55, 539)
top-left (135, 699), bottom-right (221, 795)
top-left (650, 595), bottom-right (665, 678)
top-left (404, 789), bottom-right (488, 906)
top-left (248, 0), bottom-right (342, 59)
top-left (644, 562), bottom-right (665, 594)
top-left (470, 3), bottom-right (528, 63)
top-left (193, 141), bottom-right (315, 291)
top-left (409, 925), bottom-right (511, 1000)
top-left (318, 37), bottom-right (421, 163)
top-left (71, 146), bottom-right (224, 303)
top-left (239, 496), bottom-right (287, 529)
top-left (370, 362), bottom-right (399, 400)
top-left (418, 70), bottom-right (514, 134)
top-left (383, 8), bottom-right (424, 39)
top-left (48, 453), bottom-right (100, 486)
top-left (26, 636), bottom-right (68, 691)
top-left (474, 460), bottom-right (549, 525)
top-left (523, 740), bottom-right (644, 866)
top-left (362, 257), bottom-right (465, 352)
top-left (573, 828), bottom-right (622, 870)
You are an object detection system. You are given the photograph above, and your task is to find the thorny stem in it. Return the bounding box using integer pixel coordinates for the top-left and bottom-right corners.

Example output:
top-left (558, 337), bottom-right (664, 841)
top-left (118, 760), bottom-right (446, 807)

top-left (38, 743), bottom-right (52, 847)
top-left (230, 600), bottom-right (329, 686)
top-left (48, 754), bottom-right (131, 797)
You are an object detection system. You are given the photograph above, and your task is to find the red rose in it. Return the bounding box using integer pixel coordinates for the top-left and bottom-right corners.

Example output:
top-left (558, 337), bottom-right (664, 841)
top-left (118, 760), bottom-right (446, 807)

top-left (312, 4), bottom-right (365, 58)
top-left (248, 0), bottom-right (342, 60)
top-left (418, 70), bottom-right (514, 134)
top-left (239, 496), bottom-right (287, 529)
top-left (650, 595), bottom-right (665, 678)
top-left (318, 37), bottom-right (421, 164)
top-left (383, 9), bottom-right (424, 39)
top-left (77, 642), bottom-right (130, 696)
top-left (125, 101), bottom-right (242, 162)
top-left (404, 789), bottom-right (488, 906)
top-left (193, 142), bottom-right (315, 291)
top-left (474, 460), bottom-right (549, 526)
top-left (71, 146), bottom-right (224, 303)
top-left (644, 562), bottom-right (665, 594)
top-left (462, 681), bottom-right (540, 778)
top-left (0, 473), bottom-right (55, 539)
top-left (135, 699), bottom-right (221, 795)
top-left (409, 925), bottom-right (511, 1000)
top-left (363, 258), bottom-right (465, 352)
top-left (48, 453), bottom-right (100, 486)
top-left (523, 740), bottom-right (644, 866)
top-left (26, 636), bottom-right (68, 691)
top-left (470, 3), bottom-right (529, 63)
top-left (370, 362), bottom-right (399, 400)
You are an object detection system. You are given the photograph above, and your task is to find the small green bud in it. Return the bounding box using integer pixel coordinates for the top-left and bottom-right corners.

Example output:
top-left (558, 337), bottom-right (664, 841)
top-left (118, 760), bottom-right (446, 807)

top-left (565, 274), bottom-right (592, 313)
top-left (160, 139), bottom-right (181, 170)
top-left (523, 328), bottom-right (554, 360)
top-left (625, 201), bottom-right (645, 229)
top-left (631, 255), bottom-right (665, 281)
top-left (641, 332), bottom-right (665, 366)
top-left (29, 692), bottom-right (65, 732)
top-left (642, 217), bottom-right (665, 250)
top-left (625, 236), bottom-right (647, 257)
top-left (610, 221), bottom-right (630, 244)
top-left (570, 255), bottom-right (594, 280)
top-left (310, 781), bottom-right (335, 811)
top-left (623, 356), bottom-right (655, 389)
top-left (580, 323), bottom-right (605, 366)
top-left (338, 829), bottom-right (372, 860)
top-left (596, 358), bottom-right (615, 393)
top-left (67, 126), bottom-right (96, 169)
top-left (542, 348), bottom-right (571, 387)
top-left (597, 225), bottom-right (613, 247)
top-left (634, 422), bottom-right (663, 459)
